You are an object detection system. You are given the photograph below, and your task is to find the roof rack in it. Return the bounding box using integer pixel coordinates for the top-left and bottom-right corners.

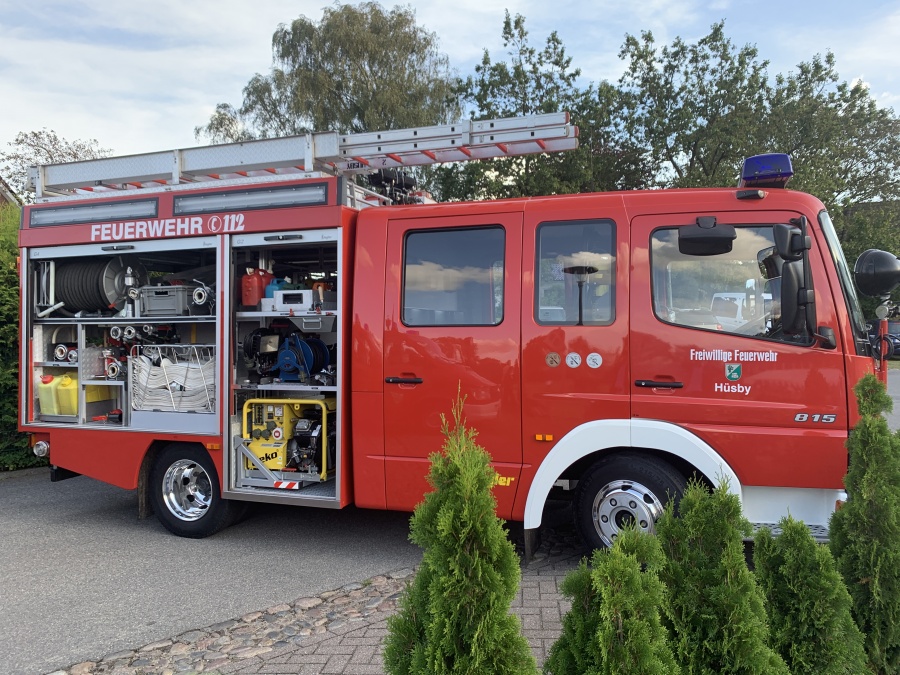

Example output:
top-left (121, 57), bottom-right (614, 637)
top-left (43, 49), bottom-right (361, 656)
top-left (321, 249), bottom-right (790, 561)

top-left (28, 112), bottom-right (578, 199)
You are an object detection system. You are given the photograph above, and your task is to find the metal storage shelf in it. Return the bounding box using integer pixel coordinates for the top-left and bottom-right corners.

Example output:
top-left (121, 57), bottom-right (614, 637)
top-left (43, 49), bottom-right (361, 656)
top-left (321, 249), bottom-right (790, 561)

top-left (236, 384), bottom-right (337, 392)
top-left (236, 312), bottom-right (336, 334)
top-left (82, 379), bottom-right (126, 387)
top-left (34, 315), bottom-right (216, 325)
top-left (236, 311), bottom-right (337, 318)
top-left (38, 414), bottom-right (78, 424)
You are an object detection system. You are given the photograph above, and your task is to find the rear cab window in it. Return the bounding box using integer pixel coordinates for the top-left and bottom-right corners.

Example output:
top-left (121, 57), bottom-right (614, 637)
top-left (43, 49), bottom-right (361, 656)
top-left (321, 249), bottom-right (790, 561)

top-left (535, 219), bottom-right (616, 326)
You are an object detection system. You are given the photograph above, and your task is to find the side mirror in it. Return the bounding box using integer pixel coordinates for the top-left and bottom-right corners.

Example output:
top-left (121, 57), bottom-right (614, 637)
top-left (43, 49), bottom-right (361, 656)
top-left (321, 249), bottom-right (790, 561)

top-left (773, 223), bottom-right (807, 262)
top-left (757, 246), bottom-right (782, 281)
top-left (781, 260), bottom-right (809, 335)
top-left (854, 249), bottom-right (900, 297)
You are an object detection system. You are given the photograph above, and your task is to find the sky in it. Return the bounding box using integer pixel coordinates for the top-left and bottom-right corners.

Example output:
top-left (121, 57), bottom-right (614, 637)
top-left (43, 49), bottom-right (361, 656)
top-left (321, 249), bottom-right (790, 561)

top-left (1, 0), bottom-right (899, 160)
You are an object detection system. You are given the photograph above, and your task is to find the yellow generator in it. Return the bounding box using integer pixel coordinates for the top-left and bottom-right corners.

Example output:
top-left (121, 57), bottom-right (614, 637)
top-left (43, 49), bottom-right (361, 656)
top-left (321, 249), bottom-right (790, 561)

top-left (242, 398), bottom-right (336, 481)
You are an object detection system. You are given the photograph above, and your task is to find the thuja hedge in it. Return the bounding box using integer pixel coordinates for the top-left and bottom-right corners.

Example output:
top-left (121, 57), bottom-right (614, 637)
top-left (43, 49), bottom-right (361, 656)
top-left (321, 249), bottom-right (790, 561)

top-left (387, 376), bottom-right (900, 674)
top-left (831, 373), bottom-right (900, 673)
top-left (547, 485), bottom-right (869, 675)
top-left (654, 481), bottom-right (788, 674)
top-left (545, 527), bottom-right (678, 675)
top-left (383, 396), bottom-right (536, 675)
top-left (755, 517), bottom-right (867, 674)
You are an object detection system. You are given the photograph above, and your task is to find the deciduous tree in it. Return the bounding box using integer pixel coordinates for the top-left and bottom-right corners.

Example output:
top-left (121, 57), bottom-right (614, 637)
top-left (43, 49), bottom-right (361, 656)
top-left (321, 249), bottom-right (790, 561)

top-left (617, 21), bottom-right (769, 189)
top-left (196, 2), bottom-right (460, 143)
top-left (0, 128), bottom-right (110, 466)
top-left (763, 52), bottom-right (900, 212)
top-left (0, 129), bottom-right (111, 203)
top-left (616, 20), bottom-right (900, 210)
top-left (429, 12), bottom-right (605, 201)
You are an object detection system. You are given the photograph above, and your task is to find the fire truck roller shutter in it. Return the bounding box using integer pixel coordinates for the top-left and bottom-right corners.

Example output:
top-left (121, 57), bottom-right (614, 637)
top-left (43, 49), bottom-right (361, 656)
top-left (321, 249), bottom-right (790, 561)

top-left (522, 419), bottom-right (742, 536)
top-left (149, 443), bottom-right (244, 538)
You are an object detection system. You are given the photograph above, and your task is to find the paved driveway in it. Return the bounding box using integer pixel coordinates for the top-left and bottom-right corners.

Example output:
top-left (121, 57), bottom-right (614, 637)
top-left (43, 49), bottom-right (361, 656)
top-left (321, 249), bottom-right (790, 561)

top-left (0, 470), bottom-right (422, 675)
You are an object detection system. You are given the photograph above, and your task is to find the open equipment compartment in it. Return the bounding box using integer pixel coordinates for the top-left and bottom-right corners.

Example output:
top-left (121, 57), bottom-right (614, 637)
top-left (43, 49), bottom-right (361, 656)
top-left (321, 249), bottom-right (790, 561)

top-left (227, 228), bottom-right (342, 504)
top-left (26, 237), bottom-right (220, 431)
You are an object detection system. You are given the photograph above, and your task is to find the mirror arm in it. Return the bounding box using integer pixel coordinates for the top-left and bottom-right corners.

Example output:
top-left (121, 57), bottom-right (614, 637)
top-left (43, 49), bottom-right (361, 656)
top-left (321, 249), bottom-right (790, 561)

top-left (813, 326), bottom-right (837, 350)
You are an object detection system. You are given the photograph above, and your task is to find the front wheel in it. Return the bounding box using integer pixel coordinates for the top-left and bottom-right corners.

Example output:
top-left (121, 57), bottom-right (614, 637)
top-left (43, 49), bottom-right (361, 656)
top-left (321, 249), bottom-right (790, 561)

top-left (574, 453), bottom-right (686, 551)
top-left (150, 443), bottom-right (239, 538)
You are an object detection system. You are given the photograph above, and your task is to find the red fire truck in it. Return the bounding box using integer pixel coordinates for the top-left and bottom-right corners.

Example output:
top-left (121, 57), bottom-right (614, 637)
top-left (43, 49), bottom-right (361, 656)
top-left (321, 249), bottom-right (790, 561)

top-left (18, 113), bottom-right (900, 554)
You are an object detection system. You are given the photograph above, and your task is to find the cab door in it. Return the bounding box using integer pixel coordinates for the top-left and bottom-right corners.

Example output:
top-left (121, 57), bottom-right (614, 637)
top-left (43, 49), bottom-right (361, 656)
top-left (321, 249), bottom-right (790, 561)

top-left (629, 212), bottom-right (849, 490)
top-left (382, 212), bottom-right (523, 517)
top-left (514, 207), bottom-right (631, 518)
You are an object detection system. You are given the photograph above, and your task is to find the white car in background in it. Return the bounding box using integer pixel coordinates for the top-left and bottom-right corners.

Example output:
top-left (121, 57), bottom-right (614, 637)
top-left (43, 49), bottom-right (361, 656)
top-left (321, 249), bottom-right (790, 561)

top-left (710, 292), bottom-right (772, 333)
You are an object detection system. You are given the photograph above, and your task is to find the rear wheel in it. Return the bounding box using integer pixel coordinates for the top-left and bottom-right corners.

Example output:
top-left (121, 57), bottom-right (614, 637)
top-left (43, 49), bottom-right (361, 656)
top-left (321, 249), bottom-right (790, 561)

top-left (150, 443), bottom-right (239, 538)
top-left (574, 453), bottom-right (686, 551)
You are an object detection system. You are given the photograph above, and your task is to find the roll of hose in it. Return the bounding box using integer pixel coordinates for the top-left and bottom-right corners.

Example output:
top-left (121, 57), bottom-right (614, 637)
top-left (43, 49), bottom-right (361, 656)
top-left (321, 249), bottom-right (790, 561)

top-left (106, 361), bottom-right (121, 379)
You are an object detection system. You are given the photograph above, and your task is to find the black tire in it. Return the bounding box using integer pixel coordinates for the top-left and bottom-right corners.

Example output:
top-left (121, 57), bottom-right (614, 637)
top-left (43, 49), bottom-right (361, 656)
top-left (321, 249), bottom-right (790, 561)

top-left (149, 443), bottom-right (239, 538)
top-left (574, 453), bottom-right (686, 551)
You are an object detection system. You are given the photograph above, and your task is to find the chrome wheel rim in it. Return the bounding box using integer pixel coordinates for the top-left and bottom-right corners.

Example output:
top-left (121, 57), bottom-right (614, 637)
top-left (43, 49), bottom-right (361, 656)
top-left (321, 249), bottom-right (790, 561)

top-left (161, 459), bottom-right (212, 521)
top-left (591, 479), bottom-right (664, 547)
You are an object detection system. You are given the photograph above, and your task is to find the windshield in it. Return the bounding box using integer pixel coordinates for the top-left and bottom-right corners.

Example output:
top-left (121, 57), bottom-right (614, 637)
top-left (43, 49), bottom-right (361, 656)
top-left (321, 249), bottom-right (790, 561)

top-left (818, 210), bottom-right (868, 347)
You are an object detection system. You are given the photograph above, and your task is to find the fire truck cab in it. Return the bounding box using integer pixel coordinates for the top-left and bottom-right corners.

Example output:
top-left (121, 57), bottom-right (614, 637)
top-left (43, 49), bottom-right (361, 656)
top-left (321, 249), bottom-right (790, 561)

top-left (19, 116), bottom-right (900, 552)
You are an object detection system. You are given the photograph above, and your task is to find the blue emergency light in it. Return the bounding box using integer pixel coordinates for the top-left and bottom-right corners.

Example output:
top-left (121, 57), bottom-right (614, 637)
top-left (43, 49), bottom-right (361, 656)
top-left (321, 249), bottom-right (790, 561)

top-left (739, 153), bottom-right (793, 189)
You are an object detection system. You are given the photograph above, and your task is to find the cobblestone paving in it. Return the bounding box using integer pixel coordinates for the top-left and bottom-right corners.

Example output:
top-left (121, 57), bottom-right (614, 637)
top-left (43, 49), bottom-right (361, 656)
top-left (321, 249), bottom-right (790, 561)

top-left (49, 524), bottom-right (584, 675)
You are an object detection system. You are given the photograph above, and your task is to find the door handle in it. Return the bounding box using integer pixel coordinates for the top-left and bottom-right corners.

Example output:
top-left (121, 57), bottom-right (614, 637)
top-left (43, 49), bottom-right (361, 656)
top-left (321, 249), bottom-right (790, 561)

top-left (385, 376), bottom-right (424, 385)
top-left (635, 380), bottom-right (683, 389)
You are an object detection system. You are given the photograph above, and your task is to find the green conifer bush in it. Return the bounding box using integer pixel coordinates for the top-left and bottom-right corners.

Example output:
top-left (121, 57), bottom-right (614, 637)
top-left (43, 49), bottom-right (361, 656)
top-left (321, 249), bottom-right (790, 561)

top-left (830, 373), bottom-right (900, 673)
top-left (383, 396), bottom-right (537, 675)
top-left (754, 517), bottom-right (867, 674)
top-left (542, 559), bottom-right (598, 675)
top-left (544, 527), bottom-right (679, 675)
top-left (0, 203), bottom-right (33, 470)
top-left (656, 480), bottom-right (788, 674)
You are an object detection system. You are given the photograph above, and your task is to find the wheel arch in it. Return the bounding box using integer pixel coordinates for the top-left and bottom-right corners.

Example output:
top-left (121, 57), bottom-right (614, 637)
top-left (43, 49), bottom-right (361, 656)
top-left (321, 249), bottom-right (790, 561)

top-left (522, 419), bottom-right (742, 530)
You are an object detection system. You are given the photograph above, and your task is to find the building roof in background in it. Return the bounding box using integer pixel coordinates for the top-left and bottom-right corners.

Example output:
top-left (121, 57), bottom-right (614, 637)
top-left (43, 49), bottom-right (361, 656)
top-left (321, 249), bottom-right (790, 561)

top-left (0, 174), bottom-right (21, 206)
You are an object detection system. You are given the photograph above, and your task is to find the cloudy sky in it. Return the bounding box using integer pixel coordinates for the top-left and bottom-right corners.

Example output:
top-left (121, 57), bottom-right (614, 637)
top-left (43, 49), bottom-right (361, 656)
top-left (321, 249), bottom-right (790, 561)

top-left (1, 0), bottom-right (898, 159)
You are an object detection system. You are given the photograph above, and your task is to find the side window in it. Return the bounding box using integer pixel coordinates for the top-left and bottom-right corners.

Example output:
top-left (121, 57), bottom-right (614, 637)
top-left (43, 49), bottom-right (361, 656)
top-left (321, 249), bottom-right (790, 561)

top-left (402, 227), bottom-right (504, 326)
top-left (651, 225), bottom-right (802, 343)
top-left (536, 220), bottom-right (615, 326)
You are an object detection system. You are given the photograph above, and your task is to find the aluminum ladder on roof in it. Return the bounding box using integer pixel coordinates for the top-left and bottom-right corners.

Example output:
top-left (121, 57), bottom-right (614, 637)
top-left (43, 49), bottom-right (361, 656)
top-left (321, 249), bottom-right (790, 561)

top-left (28, 112), bottom-right (579, 199)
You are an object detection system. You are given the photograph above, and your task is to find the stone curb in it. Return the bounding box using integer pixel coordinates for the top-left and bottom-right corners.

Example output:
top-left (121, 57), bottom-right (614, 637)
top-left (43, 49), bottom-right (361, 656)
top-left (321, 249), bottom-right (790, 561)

top-left (49, 569), bottom-right (417, 675)
top-left (49, 525), bottom-right (585, 674)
